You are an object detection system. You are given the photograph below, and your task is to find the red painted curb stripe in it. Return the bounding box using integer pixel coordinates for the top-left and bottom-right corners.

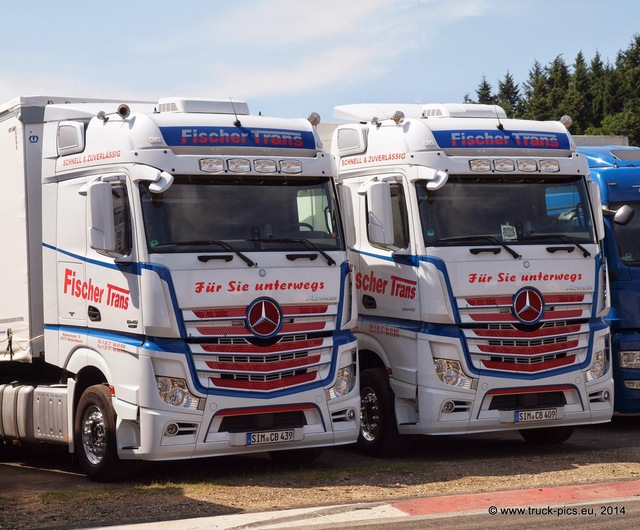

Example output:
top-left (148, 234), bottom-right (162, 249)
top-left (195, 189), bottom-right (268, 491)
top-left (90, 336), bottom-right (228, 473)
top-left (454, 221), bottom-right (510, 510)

top-left (391, 480), bottom-right (640, 515)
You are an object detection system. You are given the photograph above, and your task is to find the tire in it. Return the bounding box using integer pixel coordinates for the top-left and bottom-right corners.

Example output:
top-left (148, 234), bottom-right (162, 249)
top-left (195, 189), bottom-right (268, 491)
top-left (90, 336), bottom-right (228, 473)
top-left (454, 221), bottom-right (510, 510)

top-left (519, 426), bottom-right (574, 445)
top-left (358, 368), bottom-right (408, 457)
top-left (74, 384), bottom-right (131, 482)
top-left (268, 447), bottom-right (324, 465)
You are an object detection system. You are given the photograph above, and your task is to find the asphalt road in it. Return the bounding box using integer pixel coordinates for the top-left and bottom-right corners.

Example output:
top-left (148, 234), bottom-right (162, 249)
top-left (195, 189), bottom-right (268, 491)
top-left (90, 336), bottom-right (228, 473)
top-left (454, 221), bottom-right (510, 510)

top-left (2, 416), bottom-right (639, 529)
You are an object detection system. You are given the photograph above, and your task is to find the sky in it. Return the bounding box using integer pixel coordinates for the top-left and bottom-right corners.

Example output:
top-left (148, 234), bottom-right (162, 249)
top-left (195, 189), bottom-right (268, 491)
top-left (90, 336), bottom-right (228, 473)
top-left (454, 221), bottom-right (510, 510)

top-left (1, 0), bottom-right (639, 123)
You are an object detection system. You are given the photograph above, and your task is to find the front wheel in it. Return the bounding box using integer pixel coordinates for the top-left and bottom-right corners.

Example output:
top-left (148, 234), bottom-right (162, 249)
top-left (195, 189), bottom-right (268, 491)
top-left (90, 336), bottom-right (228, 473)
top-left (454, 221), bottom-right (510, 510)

top-left (74, 384), bottom-right (131, 482)
top-left (519, 426), bottom-right (574, 445)
top-left (358, 368), bottom-right (408, 457)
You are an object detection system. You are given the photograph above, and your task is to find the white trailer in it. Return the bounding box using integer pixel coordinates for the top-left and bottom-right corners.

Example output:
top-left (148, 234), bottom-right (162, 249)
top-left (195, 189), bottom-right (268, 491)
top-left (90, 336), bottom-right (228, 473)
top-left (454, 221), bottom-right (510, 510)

top-left (0, 96), bottom-right (359, 480)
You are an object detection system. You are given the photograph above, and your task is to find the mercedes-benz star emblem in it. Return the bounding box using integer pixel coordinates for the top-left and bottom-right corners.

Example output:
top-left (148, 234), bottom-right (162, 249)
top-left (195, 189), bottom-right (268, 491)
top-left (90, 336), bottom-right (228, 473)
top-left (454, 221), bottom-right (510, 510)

top-left (246, 298), bottom-right (282, 337)
top-left (512, 287), bottom-right (544, 324)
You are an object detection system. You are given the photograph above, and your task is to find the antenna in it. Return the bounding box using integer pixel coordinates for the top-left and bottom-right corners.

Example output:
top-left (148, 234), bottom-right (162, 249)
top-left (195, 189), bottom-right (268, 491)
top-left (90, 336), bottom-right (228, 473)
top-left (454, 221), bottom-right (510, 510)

top-left (230, 98), bottom-right (242, 127)
top-left (494, 105), bottom-right (504, 130)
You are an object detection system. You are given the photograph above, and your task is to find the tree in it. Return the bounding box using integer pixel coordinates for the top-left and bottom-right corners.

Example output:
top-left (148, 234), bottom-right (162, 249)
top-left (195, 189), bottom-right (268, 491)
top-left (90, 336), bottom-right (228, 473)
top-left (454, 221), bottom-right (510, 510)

top-left (465, 33), bottom-right (640, 144)
top-left (546, 55), bottom-right (571, 119)
top-left (494, 71), bottom-right (521, 118)
top-left (475, 76), bottom-right (494, 104)
top-left (521, 61), bottom-right (552, 120)
top-left (588, 51), bottom-right (608, 127)
top-left (563, 52), bottom-right (591, 134)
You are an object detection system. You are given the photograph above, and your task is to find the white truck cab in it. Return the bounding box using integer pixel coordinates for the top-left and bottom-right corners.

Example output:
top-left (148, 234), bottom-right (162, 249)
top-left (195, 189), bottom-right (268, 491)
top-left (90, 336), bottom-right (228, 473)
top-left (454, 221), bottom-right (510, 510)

top-left (332, 103), bottom-right (612, 455)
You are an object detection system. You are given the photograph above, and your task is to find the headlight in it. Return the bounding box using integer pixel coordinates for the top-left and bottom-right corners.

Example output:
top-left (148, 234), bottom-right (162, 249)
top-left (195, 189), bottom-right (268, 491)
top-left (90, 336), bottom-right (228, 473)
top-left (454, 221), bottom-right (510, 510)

top-left (585, 351), bottom-right (607, 381)
top-left (326, 364), bottom-right (356, 399)
top-left (156, 376), bottom-right (201, 409)
top-left (619, 351), bottom-right (640, 369)
top-left (434, 359), bottom-right (476, 389)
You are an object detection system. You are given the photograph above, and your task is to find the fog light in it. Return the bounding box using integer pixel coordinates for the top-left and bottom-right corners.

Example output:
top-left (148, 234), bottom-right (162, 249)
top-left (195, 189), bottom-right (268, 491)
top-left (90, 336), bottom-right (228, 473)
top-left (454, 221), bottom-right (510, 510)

top-left (442, 400), bottom-right (456, 413)
top-left (165, 423), bottom-right (179, 436)
top-left (347, 408), bottom-right (357, 421)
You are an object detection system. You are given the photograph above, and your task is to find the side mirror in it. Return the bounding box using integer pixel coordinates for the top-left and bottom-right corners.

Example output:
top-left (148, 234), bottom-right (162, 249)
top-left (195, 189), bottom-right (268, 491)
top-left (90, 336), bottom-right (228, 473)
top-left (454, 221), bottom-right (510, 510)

top-left (87, 181), bottom-right (130, 258)
top-left (613, 204), bottom-right (635, 226)
top-left (337, 184), bottom-right (356, 248)
top-left (367, 181), bottom-right (394, 246)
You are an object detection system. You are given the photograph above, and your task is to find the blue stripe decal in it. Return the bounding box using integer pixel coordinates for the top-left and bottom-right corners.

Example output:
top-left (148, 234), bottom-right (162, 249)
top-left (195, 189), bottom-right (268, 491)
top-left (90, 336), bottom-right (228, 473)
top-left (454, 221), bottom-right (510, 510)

top-left (42, 243), bottom-right (187, 337)
top-left (46, 325), bottom-right (145, 346)
top-left (352, 248), bottom-right (606, 380)
top-left (43, 243), bottom-right (141, 275)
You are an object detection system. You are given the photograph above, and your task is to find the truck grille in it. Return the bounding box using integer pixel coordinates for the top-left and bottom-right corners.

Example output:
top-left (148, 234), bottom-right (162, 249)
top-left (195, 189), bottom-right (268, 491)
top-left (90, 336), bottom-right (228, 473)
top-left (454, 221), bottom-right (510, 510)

top-left (459, 294), bottom-right (591, 374)
top-left (185, 304), bottom-right (337, 392)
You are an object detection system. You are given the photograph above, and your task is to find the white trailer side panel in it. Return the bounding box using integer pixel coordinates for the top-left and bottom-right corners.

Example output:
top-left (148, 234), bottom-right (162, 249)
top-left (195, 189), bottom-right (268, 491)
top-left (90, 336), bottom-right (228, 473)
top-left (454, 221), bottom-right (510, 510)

top-left (0, 105), bottom-right (45, 362)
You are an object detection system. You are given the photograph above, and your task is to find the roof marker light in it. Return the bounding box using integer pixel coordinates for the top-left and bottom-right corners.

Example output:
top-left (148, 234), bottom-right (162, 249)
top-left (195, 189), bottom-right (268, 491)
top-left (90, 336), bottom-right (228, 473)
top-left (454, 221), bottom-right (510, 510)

top-left (254, 159), bottom-right (277, 173)
top-left (540, 159), bottom-right (560, 172)
top-left (307, 112), bottom-right (321, 126)
top-left (228, 158), bottom-right (251, 173)
top-left (517, 159), bottom-right (538, 172)
top-left (280, 160), bottom-right (302, 174)
top-left (494, 159), bottom-right (515, 172)
top-left (469, 159), bottom-right (491, 172)
top-left (200, 158), bottom-right (225, 173)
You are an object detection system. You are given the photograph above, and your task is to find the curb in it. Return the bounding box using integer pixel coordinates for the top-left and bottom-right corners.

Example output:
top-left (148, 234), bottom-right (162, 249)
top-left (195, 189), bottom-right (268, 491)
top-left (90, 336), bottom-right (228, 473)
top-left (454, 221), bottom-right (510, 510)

top-left (94, 479), bottom-right (640, 529)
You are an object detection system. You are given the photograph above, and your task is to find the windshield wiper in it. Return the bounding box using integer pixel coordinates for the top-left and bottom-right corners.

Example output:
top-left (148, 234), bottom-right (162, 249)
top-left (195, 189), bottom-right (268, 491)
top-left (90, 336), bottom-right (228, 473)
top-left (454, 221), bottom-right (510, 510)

top-left (430, 234), bottom-right (521, 259)
top-left (154, 240), bottom-right (256, 267)
top-left (521, 233), bottom-right (591, 257)
top-left (252, 237), bottom-right (336, 266)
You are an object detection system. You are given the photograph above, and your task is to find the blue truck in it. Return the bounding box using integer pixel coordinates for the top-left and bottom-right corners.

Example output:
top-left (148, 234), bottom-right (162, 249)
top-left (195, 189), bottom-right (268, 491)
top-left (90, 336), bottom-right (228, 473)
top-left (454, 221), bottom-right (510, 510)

top-left (578, 145), bottom-right (640, 414)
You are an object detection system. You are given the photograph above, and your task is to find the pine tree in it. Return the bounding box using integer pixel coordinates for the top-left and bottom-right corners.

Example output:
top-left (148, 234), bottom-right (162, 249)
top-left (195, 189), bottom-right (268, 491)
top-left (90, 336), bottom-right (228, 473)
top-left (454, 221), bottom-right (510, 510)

top-left (588, 52), bottom-right (608, 128)
top-left (521, 61), bottom-right (552, 120)
top-left (476, 76), bottom-right (494, 104)
top-left (546, 55), bottom-right (571, 119)
top-left (495, 71), bottom-right (521, 118)
top-left (563, 52), bottom-right (591, 134)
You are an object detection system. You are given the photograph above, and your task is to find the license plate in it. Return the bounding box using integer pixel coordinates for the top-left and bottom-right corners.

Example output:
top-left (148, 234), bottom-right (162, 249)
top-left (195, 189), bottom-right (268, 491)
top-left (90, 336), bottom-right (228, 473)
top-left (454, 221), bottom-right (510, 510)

top-left (515, 408), bottom-right (557, 423)
top-left (247, 429), bottom-right (294, 446)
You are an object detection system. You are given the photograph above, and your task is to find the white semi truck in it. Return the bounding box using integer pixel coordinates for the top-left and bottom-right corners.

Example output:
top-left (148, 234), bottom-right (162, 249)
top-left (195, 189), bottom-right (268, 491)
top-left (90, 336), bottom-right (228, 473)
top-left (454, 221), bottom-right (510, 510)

top-left (0, 96), bottom-right (359, 480)
top-left (331, 103), bottom-right (614, 455)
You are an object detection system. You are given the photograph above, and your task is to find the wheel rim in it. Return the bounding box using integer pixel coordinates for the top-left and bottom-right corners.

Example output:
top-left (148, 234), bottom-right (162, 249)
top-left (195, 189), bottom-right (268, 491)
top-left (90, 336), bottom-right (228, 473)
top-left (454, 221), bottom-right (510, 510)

top-left (81, 405), bottom-right (107, 465)
top-left (360, 386), bottom-right (381, 442)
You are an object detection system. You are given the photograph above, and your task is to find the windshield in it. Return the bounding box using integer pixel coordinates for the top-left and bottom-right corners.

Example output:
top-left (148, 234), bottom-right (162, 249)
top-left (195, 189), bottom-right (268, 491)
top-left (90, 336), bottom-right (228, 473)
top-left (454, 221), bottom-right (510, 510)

top-left (140, 175), bottom-right (343, 253)
top-left (611, 201), bottom-right (640, 265)
top-left (417, 175), bottom-right (596, 247)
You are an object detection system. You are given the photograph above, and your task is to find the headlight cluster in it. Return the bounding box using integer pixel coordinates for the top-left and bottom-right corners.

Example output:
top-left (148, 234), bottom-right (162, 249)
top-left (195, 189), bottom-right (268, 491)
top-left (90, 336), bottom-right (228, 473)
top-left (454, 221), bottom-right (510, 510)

top-left (156, 377), bottom-right (201, 409)
top-left (434, 359), bottom-right (476, 389)
top-left (585, 350), bottom-right (607, 381)
top-left (326, 365), bottom-right (356, 400)
top-left (619, 351), bottom-right (640, 369)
